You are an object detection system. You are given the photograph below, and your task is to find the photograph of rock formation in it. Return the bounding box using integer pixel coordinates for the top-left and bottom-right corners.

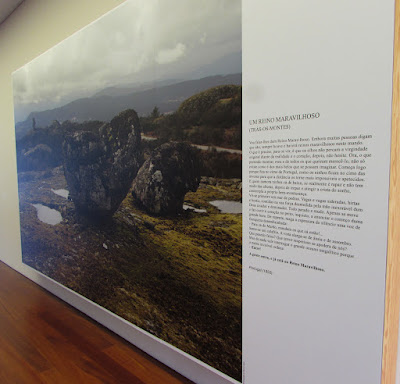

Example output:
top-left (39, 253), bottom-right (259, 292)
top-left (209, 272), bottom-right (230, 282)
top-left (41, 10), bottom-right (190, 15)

top-left (13, 0), bottom-right (242, 381)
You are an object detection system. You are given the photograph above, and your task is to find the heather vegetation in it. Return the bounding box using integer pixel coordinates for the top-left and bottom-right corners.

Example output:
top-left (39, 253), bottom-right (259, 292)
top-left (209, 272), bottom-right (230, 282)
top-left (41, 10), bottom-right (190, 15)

top-left (16, 84), bottom-right (242, 381)
top-left (141, 85), bottom-right (242, 150)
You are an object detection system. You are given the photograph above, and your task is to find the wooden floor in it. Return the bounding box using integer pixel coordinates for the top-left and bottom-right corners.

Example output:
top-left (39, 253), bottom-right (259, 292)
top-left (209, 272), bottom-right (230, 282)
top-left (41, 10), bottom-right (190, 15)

top-left (0, 261), bottom-right (194, 384)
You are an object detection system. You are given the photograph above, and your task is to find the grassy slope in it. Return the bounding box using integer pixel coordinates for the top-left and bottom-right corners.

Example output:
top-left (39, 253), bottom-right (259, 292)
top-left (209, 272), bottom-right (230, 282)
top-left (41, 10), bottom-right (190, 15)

top-left (145, 85), bottom-right (242, 150)
top-left (18, 168), bottom-right (242, 381)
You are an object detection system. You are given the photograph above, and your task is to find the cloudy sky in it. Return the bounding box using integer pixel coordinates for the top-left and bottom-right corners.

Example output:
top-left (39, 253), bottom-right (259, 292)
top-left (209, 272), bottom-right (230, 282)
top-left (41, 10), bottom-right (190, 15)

top-left (13, 0), bottom-right (241, 122)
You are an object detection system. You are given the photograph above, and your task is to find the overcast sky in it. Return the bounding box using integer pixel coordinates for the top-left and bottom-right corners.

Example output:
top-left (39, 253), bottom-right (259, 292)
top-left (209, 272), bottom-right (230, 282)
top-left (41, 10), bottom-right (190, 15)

top-left (13, 0), bottom-right (241, 122)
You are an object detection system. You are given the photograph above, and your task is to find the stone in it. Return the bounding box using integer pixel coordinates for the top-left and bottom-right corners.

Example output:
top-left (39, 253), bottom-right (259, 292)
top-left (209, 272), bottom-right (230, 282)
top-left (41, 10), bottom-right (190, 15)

top-left (20, 144), bottom-right (53, 171)
top-left (132, 142), bottom-right (201, 215)
top-left (16, 120), bottom-right (102, 172)
top-left (63, 109), bottom-right (143, 219)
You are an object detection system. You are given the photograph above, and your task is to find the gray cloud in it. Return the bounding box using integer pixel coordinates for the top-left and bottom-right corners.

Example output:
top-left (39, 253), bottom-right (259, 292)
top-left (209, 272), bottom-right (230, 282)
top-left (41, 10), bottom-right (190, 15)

top-left (156, 43), bottom-right (186, 64)
top-left (13, 0), bottom-right (241, 119)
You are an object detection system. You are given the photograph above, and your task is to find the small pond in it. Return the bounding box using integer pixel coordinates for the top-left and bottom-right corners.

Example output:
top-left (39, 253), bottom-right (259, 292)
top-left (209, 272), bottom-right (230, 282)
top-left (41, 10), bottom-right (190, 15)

top-left (32, 204), bottom-right (63, 225)
top-left (183, 204), bottom-right (207, 213)
top-left (51, 189), bottom-right (69, 199)
top-left (210, 200), bottom-right (242, 214)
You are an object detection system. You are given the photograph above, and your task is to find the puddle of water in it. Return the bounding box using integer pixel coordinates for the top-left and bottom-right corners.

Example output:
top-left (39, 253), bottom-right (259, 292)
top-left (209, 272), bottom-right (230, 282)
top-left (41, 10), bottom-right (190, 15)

top-left (32, 204), bottom-right (62, 225)
top-left (210, 200), bottom-right (242, 214)
top-left (194, 144), bottom-right (242, 154)
top-left (183, 204), bottom-right (207, 213)
top-left (51, 189), bottom-right (69, 199)
top-left (141, 134), bottom-right (157, 141)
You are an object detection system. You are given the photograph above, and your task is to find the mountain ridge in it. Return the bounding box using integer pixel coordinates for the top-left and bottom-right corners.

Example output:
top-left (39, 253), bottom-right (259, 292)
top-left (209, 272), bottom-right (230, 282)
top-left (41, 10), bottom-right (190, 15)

top-left (15, 73), bottom-right (242, 140)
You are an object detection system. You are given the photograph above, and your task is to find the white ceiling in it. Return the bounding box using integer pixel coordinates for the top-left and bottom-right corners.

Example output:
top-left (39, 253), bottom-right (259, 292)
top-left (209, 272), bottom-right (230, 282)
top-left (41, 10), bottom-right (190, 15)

top-left (0, 0), bottom-right (24, 25)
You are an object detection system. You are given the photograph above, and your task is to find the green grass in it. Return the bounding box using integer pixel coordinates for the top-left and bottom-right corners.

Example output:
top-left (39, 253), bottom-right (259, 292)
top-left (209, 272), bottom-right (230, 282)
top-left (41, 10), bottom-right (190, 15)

top-left (18, 168), bottom-right (242, 381)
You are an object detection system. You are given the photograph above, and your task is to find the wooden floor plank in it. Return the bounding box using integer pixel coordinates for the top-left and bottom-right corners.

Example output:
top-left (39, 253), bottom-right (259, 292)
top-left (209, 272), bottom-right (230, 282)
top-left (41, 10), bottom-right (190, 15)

top-left (0, 333), bottom-right (46, 384)
top-left (0, 311), bottom-right (50, 373)
top-left (103, 344), bottom-right (190, 384)
top-left (0, 261), bottom-right (193, 384)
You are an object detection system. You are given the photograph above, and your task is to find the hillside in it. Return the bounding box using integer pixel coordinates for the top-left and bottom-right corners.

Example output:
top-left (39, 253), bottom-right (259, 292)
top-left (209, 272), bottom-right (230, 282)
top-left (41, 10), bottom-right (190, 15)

top-left (16, 101), bottom-right (242, 380)
top-left (15, 74), bottom-right (241, 140)
top-left (145, 84), bottom-right (242, 150)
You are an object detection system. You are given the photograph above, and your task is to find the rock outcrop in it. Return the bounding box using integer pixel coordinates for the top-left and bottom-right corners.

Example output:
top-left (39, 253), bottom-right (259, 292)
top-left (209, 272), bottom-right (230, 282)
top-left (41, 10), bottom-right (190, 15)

top-left (19, 144), bottom-right (53, 171)
top-left (63, 109), bottom-right (142, 219)
top-left (131, 142), bottom-right (201, 215)
top-left (16, 120), bottom-right (103, 172)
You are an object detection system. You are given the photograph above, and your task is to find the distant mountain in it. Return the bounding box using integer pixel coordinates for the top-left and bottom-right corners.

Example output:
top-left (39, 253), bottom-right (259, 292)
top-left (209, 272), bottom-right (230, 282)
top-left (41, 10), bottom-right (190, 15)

top-left (92, 78), bottom-right (182, 98)
top-left (188, 51), bottom-right (242, 79)
top-left (15, 73), bottom-right (242, 140)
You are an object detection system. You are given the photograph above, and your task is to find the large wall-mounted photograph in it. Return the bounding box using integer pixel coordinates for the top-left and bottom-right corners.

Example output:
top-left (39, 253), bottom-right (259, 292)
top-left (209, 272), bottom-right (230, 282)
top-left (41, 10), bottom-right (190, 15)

top-left (13, 0), bottom-right (242, 381)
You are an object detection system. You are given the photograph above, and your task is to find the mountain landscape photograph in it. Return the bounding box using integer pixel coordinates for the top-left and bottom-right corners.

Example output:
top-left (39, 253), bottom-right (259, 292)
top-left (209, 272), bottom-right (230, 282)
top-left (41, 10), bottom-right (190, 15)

top-left (13, 0), bottom-right (242, 381)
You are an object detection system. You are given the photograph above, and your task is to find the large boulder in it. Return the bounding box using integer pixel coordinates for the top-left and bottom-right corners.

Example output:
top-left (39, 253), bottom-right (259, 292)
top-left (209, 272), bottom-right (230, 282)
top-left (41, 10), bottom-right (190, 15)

top-left (132, 142), bottom-right (201, 215)
top-left (19, 144), bottom-right (53, 171)
top-left (16, 120), bottom-right (103, 172)
top-left (63, 109), bottom-right (143, 219)
top-left (16, 120), bottom-right (64, 171)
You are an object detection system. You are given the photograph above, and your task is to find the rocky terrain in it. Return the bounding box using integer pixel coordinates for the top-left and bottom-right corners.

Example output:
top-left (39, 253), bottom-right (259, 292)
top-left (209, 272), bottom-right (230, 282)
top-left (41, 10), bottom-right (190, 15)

top-left (63, 109), bottom-right (142, 219)
top-left (18, 167), bottom-right (242, 381)
top-left (132, 142), bottom-right (201, 215)
top-left (15, 86), bottom-right (243, 381)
